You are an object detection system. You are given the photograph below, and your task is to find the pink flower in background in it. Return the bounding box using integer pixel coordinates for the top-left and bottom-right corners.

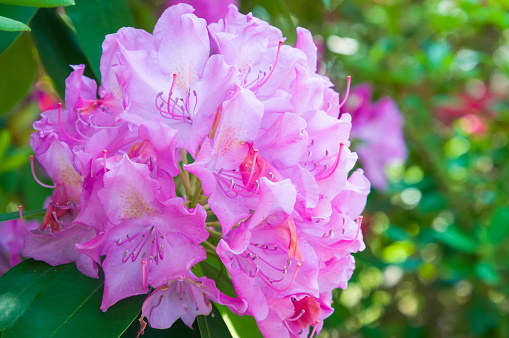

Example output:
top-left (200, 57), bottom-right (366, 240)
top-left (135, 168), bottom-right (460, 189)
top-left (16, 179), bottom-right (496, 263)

top-left (343, 83), bottom-right (407, 191)
top-left (0, 219), bottom-right (38, 276)
top-left (168, 0), bottom-right (237, 23)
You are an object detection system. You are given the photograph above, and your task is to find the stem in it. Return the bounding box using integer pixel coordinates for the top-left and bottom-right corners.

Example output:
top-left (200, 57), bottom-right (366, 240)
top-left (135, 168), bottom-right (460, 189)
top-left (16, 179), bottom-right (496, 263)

top-left (206, 227), bottom-right (222, 239)
top-left (190, 182), bottom-right (203, 208)
top-left (202, 240), bottom-right (217, 252)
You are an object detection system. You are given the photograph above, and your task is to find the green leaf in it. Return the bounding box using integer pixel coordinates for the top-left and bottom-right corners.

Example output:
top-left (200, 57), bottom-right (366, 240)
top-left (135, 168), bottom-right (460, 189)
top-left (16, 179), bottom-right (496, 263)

top-left (0, 4), bottom-right (37, 53)
top-left (0, 33), bottom-right (36, 115)
top-left (0, 208), bottom-right (45, 222)
top-left (30, 8), bottom-right (96, 98)
top-left (0, 16), bottom-right (30, 31)
top-left (197, 303), bottom-right (233, 338)
top-left (199, 260), bottom-right (236, 298)
top-left (321, 0), bottom-right (331, 9)
top-left (122, 317), bottom-right (200, 338)
top-left (434, 225), bottom-right (477, 253)
top-left (216, 304), bottom-right (262, 338)
top-left (487, 206), bottom-right (509, 245)
top-left (475, 262), bottom-right (500, 286)
top-left (0, 0), bottom-right (74, 7)
top-left (0, 260), bottom-right (67, 330)
top-left (66, 0), bottom-right (135, 79)
top-left (1, 260), bottom-right (145, 338)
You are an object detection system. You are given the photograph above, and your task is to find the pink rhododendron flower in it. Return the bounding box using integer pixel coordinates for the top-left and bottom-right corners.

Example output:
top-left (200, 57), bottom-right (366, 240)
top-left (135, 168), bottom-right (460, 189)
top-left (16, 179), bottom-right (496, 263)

top-left (0, 219), bottom-right (38, 276)
top-left (19, 4), bottom-right (373, 335)
top-left (343, 83), bottom-right (407, 190)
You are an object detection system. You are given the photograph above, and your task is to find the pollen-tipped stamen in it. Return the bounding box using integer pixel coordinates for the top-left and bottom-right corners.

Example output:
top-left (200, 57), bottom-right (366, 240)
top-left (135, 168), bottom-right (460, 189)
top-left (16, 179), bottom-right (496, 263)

top-left (30, 155), bottom-right (56, 189)
top-left (338, 76), bottom-right (351, 109)
top-left (141, 259), bottom-right (147, 290)
top-left (255, 40), bottom-right (284, 89)
top-left (316, 142), bottom-right (344, 181)
top-left (18, 205), bottom-right (46, 238)
top-left (309, 320), bottom-right (321, 338)
top-left (58, 103), bottom-right (88, 143)
top-left (103, 150), bottom-right (108, 174)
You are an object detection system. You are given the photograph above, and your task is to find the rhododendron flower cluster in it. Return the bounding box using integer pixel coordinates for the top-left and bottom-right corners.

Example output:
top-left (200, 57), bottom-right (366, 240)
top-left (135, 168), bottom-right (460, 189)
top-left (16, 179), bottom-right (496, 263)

top-left (20, 4), bottom-right (370, 337)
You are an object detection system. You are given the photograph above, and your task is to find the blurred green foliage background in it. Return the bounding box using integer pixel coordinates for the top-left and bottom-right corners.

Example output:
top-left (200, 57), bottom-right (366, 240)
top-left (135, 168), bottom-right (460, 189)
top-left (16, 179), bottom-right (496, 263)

top-left (1, 0), bottom-right (509, 336)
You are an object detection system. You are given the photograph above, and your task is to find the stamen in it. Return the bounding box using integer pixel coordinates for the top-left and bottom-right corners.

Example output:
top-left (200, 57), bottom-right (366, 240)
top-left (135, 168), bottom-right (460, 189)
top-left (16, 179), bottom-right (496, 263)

top-left (338, 76), bottom-right (351, 109)
top-left (18, 205), bottom-right (45, 238)
top-left (168, 74), bottom-right (177, 118)
top-left (141, 259), bottom-right (147, 290)
top-left (316, 142), bottom-right (344, 180)
top-left (30, 155), bottom-right (56, 189)
top-left (103, 150), bottom-right (107, 174)
top-left (283, 320), bottom-right (303, 335)
top-left (286, 310), bottom-right (306, 322)
top-left (51, 211), bottom-right (74, 227)
top-left (256, 40), bottom-right (284, 88)
top-left (57, 103), bottom-right (87, 143)
top-left (309, 321), bottom-right (320, 338)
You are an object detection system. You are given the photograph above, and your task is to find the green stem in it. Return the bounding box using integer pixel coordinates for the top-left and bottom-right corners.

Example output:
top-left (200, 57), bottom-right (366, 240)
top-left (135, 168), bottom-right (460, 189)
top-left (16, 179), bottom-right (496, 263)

top-left (206, 227), bottom-right (222, 239)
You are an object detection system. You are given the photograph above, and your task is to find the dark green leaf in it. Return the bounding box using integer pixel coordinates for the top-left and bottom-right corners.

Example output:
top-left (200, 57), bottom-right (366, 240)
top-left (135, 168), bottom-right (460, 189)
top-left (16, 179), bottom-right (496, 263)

top-left (0, 208), bottom-right (45, 222)
top-left (0, 0), bottom-right (74, 7)
top-left (0, 4), bottom-right (37, 53)
top-left (30, 8), bottom-right (96, 99)
top-left (0, 16), bottom-right (30, 31)
top-left (2, 260), bottom-right (144, 338)
top-left (122, 317), bottom-right (200, 338)
top-left (0, 260), bottom-right (67, 330)
top-left (66, 0), bottom-right (135, 79)
top-left (197, 303), bottom-right (233, 338)
top-left (487, 206), bottom-right (509, 245)
top-left (0, 33), bottom-right (35, 116)
top-left (199, 260), bottom-right (236, 298)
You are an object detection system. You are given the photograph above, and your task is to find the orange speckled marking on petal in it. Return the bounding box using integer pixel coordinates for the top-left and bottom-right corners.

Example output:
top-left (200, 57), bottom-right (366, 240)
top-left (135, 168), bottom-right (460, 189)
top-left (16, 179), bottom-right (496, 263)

top-left (118, 186), bottom-right (158, 220)
top-left (58, 156), bottom-right (83, 187)
top-left (214, 126), bottom-right (247, 157)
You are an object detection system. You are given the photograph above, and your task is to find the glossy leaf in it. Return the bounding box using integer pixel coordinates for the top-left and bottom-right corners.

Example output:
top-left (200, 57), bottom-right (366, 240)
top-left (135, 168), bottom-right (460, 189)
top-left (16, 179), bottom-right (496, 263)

top-left (66, 0), bottom-right (135, 79)
top-left (0, 0), bottom-right (74, 7)
top-left (0, 4), bottom-right (37, 53)
top-left (487, 206), bottom-right (509, 245)
top-left (216, 304), bottom-right (262, 338)
top-left (122, 317), bottom-right (200, 338)
top-left (30, 8), bottom-right (96, 99)
top-left (0, 33), bottom-right (36, 115)
top-left (0, 208), bottom-right (45, 222)
top-left (197, 303), bottom-right (233, 338)
top-left (0, 260), bottom-right (67, 330)
top-left (199, 260), bottom-right (236, 298)
top-left (0, 16), bottom-right (30, 31)
top-left (1, 260), bottom-right (145, 338)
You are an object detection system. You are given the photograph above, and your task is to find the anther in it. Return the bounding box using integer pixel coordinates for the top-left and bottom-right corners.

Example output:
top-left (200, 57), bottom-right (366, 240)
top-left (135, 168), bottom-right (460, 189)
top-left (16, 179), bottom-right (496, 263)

top-left (103, 150), bottom-right (107, 174)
